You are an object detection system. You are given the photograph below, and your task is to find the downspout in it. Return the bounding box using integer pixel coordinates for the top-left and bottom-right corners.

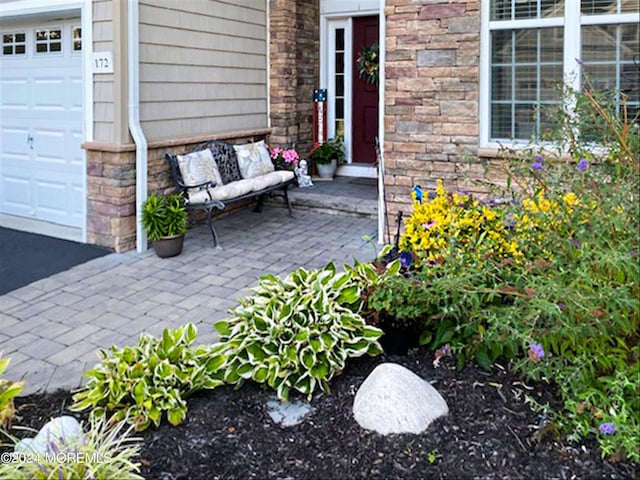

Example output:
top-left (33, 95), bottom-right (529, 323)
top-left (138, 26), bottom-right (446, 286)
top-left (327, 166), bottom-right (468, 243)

top-left (377, 0), bottom-right (386, 244)
top-left (128, 0), bottom-right (148, 252)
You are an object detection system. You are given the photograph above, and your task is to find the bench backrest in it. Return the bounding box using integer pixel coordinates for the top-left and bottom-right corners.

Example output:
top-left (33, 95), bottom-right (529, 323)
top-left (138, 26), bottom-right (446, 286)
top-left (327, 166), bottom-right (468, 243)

top-left (165, 140), bottom-right (244, 195)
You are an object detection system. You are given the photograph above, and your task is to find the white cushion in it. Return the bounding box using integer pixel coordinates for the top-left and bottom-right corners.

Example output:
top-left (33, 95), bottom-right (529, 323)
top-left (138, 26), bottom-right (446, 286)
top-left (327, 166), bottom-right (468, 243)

top-left (272, 170), bottom-right (295, 183)
top-left (233, 141), bottom-right (275, 179)
top-left (208, 179), bottom-right (255, 201)
top-left (185, 170), bottom-right (294, 204)
top-left (177, 149), bottom-right (224, 187)
top-left (249, 170), bottom-right (294, 192)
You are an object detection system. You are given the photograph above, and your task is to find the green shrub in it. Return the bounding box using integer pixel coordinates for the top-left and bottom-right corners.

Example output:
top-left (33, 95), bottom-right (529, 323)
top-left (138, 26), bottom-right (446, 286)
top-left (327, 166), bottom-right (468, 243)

top-left (214, 263), bottom-right (383, 401)
top-left (0, 416), bottom-right (143, 479)
top-left (391, 81), bottom-right (639, 461)
top-left (0, 354), bottom-right (25, 430)
top-left (71, 324), bottom-right (225, 431)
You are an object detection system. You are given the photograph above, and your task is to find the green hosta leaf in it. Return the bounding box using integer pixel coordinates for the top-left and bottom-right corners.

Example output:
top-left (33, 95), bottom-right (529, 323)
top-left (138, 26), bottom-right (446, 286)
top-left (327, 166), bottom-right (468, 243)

top-left (362, 325), bottom-right (383, 339)
top-left (337, 286), bottom-right (360, 305)
top-left (167, 407), bottom-right (186, 426)
top-left (311, 361), bottom-right (329, 379)
top-left (301, 348), bottom-right (315, 370)
top-left (214, 321), bottom-right (231, 337)
top-left (386, 259), bottom-right (401, 276)
top-left (237, 362), bottom-right (254, 379)
top-left (253, 366), bottom-right (269, 383)
top-left (185, 323), bottom-right (198, 343)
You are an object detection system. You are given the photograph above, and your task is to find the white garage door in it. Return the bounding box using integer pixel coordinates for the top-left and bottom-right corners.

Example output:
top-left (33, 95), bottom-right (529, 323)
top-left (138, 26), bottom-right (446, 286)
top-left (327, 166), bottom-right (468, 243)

top-left (0, 18), bottom-right (84, 232)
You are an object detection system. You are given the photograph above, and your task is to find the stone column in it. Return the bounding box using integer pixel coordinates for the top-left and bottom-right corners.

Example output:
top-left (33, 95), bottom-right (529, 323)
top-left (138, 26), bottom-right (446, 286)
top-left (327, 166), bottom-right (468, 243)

top-left (383, 0), bottom-right (481, 223)
top-left (269, 0), bottom-right (319, 157)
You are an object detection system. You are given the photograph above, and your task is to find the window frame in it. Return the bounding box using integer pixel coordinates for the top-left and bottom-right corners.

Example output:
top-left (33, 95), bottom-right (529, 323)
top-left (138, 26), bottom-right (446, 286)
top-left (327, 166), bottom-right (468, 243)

top-left (480, 1), bottom-right (639, 148)
top-left (2, 31), bottom-right (27, 57)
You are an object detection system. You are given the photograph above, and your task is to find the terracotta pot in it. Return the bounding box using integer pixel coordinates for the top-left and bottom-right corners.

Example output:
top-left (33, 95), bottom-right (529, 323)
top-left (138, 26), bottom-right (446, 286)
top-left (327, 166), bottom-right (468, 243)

top-left (152, 234), bottom-right (185, 258)
top-left (316, 159), bottom-right (338, 178)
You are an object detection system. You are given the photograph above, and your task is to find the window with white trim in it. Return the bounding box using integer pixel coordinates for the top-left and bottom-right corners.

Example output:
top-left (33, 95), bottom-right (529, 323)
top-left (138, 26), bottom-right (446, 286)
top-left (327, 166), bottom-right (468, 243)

top-left (2, 32), bottom-right (26, 56)
top-left (72, 26), bottom-right (82, 52)
top-left (35, 28), bottom-right (62, 54)
top-left (485, 0), bottom-right (639, 144)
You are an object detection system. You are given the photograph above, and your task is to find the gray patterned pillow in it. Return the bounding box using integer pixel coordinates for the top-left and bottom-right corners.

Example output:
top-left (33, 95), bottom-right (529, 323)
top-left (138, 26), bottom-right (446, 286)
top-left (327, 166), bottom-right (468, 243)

top-left (207, 142), bottom-right (243, 184)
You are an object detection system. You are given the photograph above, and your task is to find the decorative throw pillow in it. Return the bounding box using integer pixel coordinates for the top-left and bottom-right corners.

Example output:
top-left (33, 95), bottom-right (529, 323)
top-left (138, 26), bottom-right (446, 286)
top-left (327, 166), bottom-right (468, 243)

top-left (208, 142), bottom-right (243, 184)
top-left (234, 141), bottom-right (275, 179)
top-left (176, 148), bottom-right (223, 187)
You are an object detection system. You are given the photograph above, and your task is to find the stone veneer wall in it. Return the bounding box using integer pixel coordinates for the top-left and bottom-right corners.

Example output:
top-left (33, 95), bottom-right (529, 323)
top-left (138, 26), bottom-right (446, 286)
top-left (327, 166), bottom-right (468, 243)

top-left (83, 130), bottom-right (270, 252)
top-left (384, 0), bottom-right (483, 221)
top-left (269, 0), bottom-right (319, 157)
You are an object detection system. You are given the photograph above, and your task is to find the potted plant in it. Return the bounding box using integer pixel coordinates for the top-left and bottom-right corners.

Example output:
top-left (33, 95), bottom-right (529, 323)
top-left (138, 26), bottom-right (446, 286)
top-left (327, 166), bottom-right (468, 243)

top-left (309, 136), bottom-right (345, 178)
top-left (269, 146), bottom-right (299, 170)
top-left (141, 192), bottom-right (188, 258)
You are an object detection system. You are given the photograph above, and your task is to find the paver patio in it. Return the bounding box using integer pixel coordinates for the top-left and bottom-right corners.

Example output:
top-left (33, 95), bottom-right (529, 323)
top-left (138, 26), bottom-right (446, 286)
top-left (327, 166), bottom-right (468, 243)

top-left (1, 207), bottom-right (377, 395)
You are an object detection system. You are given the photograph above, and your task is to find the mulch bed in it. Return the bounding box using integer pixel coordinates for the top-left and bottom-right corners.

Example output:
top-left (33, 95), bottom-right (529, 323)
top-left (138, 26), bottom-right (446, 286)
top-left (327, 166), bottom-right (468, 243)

top-left (9, 349), bottom-right (638, 479)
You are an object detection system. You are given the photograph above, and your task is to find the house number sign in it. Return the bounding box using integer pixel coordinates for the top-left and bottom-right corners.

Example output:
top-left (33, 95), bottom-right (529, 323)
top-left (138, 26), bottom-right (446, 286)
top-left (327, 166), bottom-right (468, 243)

top-left (92, 52), bottom-right (114, 74)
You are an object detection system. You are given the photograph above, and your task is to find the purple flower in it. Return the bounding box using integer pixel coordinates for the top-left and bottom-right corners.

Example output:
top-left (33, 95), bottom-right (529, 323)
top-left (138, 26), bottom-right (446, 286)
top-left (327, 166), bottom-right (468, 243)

top-left (576, 58), bottom-right (583, 65)
top-left (556, 302), bottom-right (565, 312)
top-left (536, 155), bottom-right (544, 163)
top-left (577, 158), bottom-right (588, 172)
top-left (532, 162), bottom-right (544, 171)
top-left (599, 422), bottom-right (616, 435)
top-left (528, 343), bottom-right (545, 363)
top-left (400, 251), bottom-right (413, 269)
top-left (571, 238), bottom-right (582, 249)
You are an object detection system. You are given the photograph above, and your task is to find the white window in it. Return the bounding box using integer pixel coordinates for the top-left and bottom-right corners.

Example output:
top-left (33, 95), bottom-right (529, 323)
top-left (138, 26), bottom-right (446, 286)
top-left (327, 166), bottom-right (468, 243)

top-left (35, 28), bottom-right (62, 54)
top-left (2, 32), bottom-right (26, 56)
top-left (481, 0), bottom-right (639, 145)
top-left (72, 26), bottom-right (82, 52)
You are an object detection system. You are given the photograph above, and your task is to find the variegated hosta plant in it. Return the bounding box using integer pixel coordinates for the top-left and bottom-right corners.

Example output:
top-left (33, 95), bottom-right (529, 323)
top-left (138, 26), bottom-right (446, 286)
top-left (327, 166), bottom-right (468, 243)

top-left (71, 323), bottom-right (226, 431)
top-left (214, 263), bottom-right (383, 401)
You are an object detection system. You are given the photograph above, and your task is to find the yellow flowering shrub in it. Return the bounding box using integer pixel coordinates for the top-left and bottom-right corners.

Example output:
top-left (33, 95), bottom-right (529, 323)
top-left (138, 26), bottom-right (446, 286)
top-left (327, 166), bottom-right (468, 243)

top-left (399, 180), bottom-right (521, 264)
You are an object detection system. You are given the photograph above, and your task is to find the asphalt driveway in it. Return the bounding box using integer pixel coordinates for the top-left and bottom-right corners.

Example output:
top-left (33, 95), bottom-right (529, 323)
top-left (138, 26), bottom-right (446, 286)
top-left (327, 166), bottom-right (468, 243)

top-left (0, 227), bottom-right (109, 296)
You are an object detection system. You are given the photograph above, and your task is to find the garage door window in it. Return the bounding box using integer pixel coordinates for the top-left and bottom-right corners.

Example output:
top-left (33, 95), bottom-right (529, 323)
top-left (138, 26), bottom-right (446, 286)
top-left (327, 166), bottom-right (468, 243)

top-left (35, 28), bottom-right (62, 54)
top-left (2, 32), bottom-right (26, 56)
top-left (72, 26), bottom-right (82, 52)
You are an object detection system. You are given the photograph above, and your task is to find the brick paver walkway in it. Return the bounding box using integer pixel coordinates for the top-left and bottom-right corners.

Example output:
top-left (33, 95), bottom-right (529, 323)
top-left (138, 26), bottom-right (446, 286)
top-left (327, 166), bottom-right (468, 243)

top-left (0, 208), bottom-right (377, 395)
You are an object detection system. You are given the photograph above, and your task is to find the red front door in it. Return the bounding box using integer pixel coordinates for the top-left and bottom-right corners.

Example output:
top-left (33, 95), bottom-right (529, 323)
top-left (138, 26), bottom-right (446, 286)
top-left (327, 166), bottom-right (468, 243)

top-left (351, 15), bottom-right (379, 164)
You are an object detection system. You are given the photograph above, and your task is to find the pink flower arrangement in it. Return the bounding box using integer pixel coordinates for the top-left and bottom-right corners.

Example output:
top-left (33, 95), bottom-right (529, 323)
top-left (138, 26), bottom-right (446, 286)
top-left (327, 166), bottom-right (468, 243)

top-left (269, 146), bottom-right (299, 169)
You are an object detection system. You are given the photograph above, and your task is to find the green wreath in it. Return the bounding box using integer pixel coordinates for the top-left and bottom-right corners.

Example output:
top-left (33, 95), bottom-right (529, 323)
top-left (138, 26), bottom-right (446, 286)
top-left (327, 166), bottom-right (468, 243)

top-left (356, 42), bottom-right (379, 86)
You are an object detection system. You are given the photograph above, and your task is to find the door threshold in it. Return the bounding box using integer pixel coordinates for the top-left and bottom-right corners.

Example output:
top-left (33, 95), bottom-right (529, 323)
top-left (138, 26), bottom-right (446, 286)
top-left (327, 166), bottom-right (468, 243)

top-left (336, 163), bottom-right (376, 178)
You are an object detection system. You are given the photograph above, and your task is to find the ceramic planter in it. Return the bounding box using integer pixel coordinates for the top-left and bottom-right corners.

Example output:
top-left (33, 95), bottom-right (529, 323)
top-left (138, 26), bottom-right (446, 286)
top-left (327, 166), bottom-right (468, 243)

top-left (316, 159), bottom-right (338, 178)
top-left (152, 233), bottom-right (185, 258)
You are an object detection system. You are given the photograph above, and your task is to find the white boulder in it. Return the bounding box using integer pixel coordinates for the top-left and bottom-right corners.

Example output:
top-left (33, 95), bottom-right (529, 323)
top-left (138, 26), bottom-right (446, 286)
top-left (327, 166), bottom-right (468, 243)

top-left (353, 363), bottom-right (448, 435)
top-left (15, 415), bottom-right (84, 455)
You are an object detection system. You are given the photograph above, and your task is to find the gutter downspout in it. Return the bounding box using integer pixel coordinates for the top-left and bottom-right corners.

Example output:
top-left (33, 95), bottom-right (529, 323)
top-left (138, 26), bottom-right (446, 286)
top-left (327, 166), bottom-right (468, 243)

top-left (128, 0), bottom-right (148, 252)
top-left (377, 0), bottom-right (386, 245)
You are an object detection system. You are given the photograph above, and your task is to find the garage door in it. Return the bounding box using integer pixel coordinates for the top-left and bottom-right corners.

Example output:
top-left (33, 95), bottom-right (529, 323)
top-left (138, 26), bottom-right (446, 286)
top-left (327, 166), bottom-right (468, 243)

top-left (0, 18), bottom-right (83, 232)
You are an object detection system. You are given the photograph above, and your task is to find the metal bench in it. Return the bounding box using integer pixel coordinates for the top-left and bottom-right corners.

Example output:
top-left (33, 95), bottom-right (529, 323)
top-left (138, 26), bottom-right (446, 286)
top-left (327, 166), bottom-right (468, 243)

top-left (165, 140), bottom-right (294, 247)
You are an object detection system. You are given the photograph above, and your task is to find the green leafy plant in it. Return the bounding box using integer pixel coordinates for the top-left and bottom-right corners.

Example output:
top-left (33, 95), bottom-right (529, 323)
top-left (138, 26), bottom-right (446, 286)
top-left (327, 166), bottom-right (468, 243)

top-left (214, 263), bottom-right (383, 401)
top-left (0, 416), bottom-right (143, 479)
top-left (141, 192), bottom-right (188, 241)
top-left (309, 137), bottom-right (346, 165)
top-left (0, 354), bottom-right (24, 430)
top-left (388, 80), bottom-right (639, 461)
top-left (71, 324), bottom-right (226, 431)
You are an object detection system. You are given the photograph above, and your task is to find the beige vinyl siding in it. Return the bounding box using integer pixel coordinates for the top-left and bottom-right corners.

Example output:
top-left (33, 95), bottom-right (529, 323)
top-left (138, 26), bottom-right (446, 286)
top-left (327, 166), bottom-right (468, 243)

top-left (139, 0), bottom-right (268, 141)
top-left (92, 0), bottom-right (114, 142)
